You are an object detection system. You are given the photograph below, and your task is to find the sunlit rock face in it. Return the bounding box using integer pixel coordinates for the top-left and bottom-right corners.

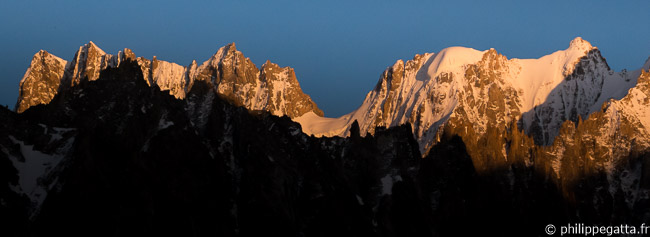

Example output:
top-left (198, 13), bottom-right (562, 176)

top-left (15, 42), bottom-right (322, 119)
top-left (15, 50), bottom-right (67, 113)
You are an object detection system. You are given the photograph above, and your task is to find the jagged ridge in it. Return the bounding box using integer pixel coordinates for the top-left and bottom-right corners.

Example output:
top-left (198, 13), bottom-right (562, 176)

top-left (297, 37), bottom-right (650, 155)
top-left (15, 42), bottom-right (323, 118)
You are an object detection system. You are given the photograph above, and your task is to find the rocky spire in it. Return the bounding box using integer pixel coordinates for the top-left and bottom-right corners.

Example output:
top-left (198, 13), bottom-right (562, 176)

top-left (15, 50), bottom-right (67, 113)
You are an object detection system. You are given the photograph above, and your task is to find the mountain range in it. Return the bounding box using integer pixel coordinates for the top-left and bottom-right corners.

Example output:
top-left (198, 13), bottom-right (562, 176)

top-left (3, 38), bottom-right (650, 236)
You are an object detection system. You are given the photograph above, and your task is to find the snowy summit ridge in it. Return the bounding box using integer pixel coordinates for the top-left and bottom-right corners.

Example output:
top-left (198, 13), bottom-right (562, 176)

top-left (296, 37), bottom-right (650, 155)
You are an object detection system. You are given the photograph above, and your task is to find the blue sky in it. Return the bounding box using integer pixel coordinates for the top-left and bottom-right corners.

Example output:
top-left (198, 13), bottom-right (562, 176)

top-left (1, 0), bottom-right (649, 116)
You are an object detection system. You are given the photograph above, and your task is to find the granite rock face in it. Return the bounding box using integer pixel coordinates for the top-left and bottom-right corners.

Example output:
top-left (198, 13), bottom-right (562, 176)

top-left (15, 42), bottom-right (323, 119)
top-left (15, 50), bottom-right (67, 113)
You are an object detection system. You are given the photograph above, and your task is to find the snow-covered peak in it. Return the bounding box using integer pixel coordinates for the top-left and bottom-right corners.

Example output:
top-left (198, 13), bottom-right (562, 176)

top-left (507, 38), bottom-right (601, 113)
top-left (296, 37), bottom-right (645, 154)
top-left (568, 37), bottom-right (594, 52)
top-left (297, 45), bottom-right (487, 144)
top-left (424, 46), bottom-right (486, 80)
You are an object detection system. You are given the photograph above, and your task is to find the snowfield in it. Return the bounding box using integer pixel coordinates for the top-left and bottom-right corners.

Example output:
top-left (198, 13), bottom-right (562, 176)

top-left (295, 37), bottom-right (650, 154)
